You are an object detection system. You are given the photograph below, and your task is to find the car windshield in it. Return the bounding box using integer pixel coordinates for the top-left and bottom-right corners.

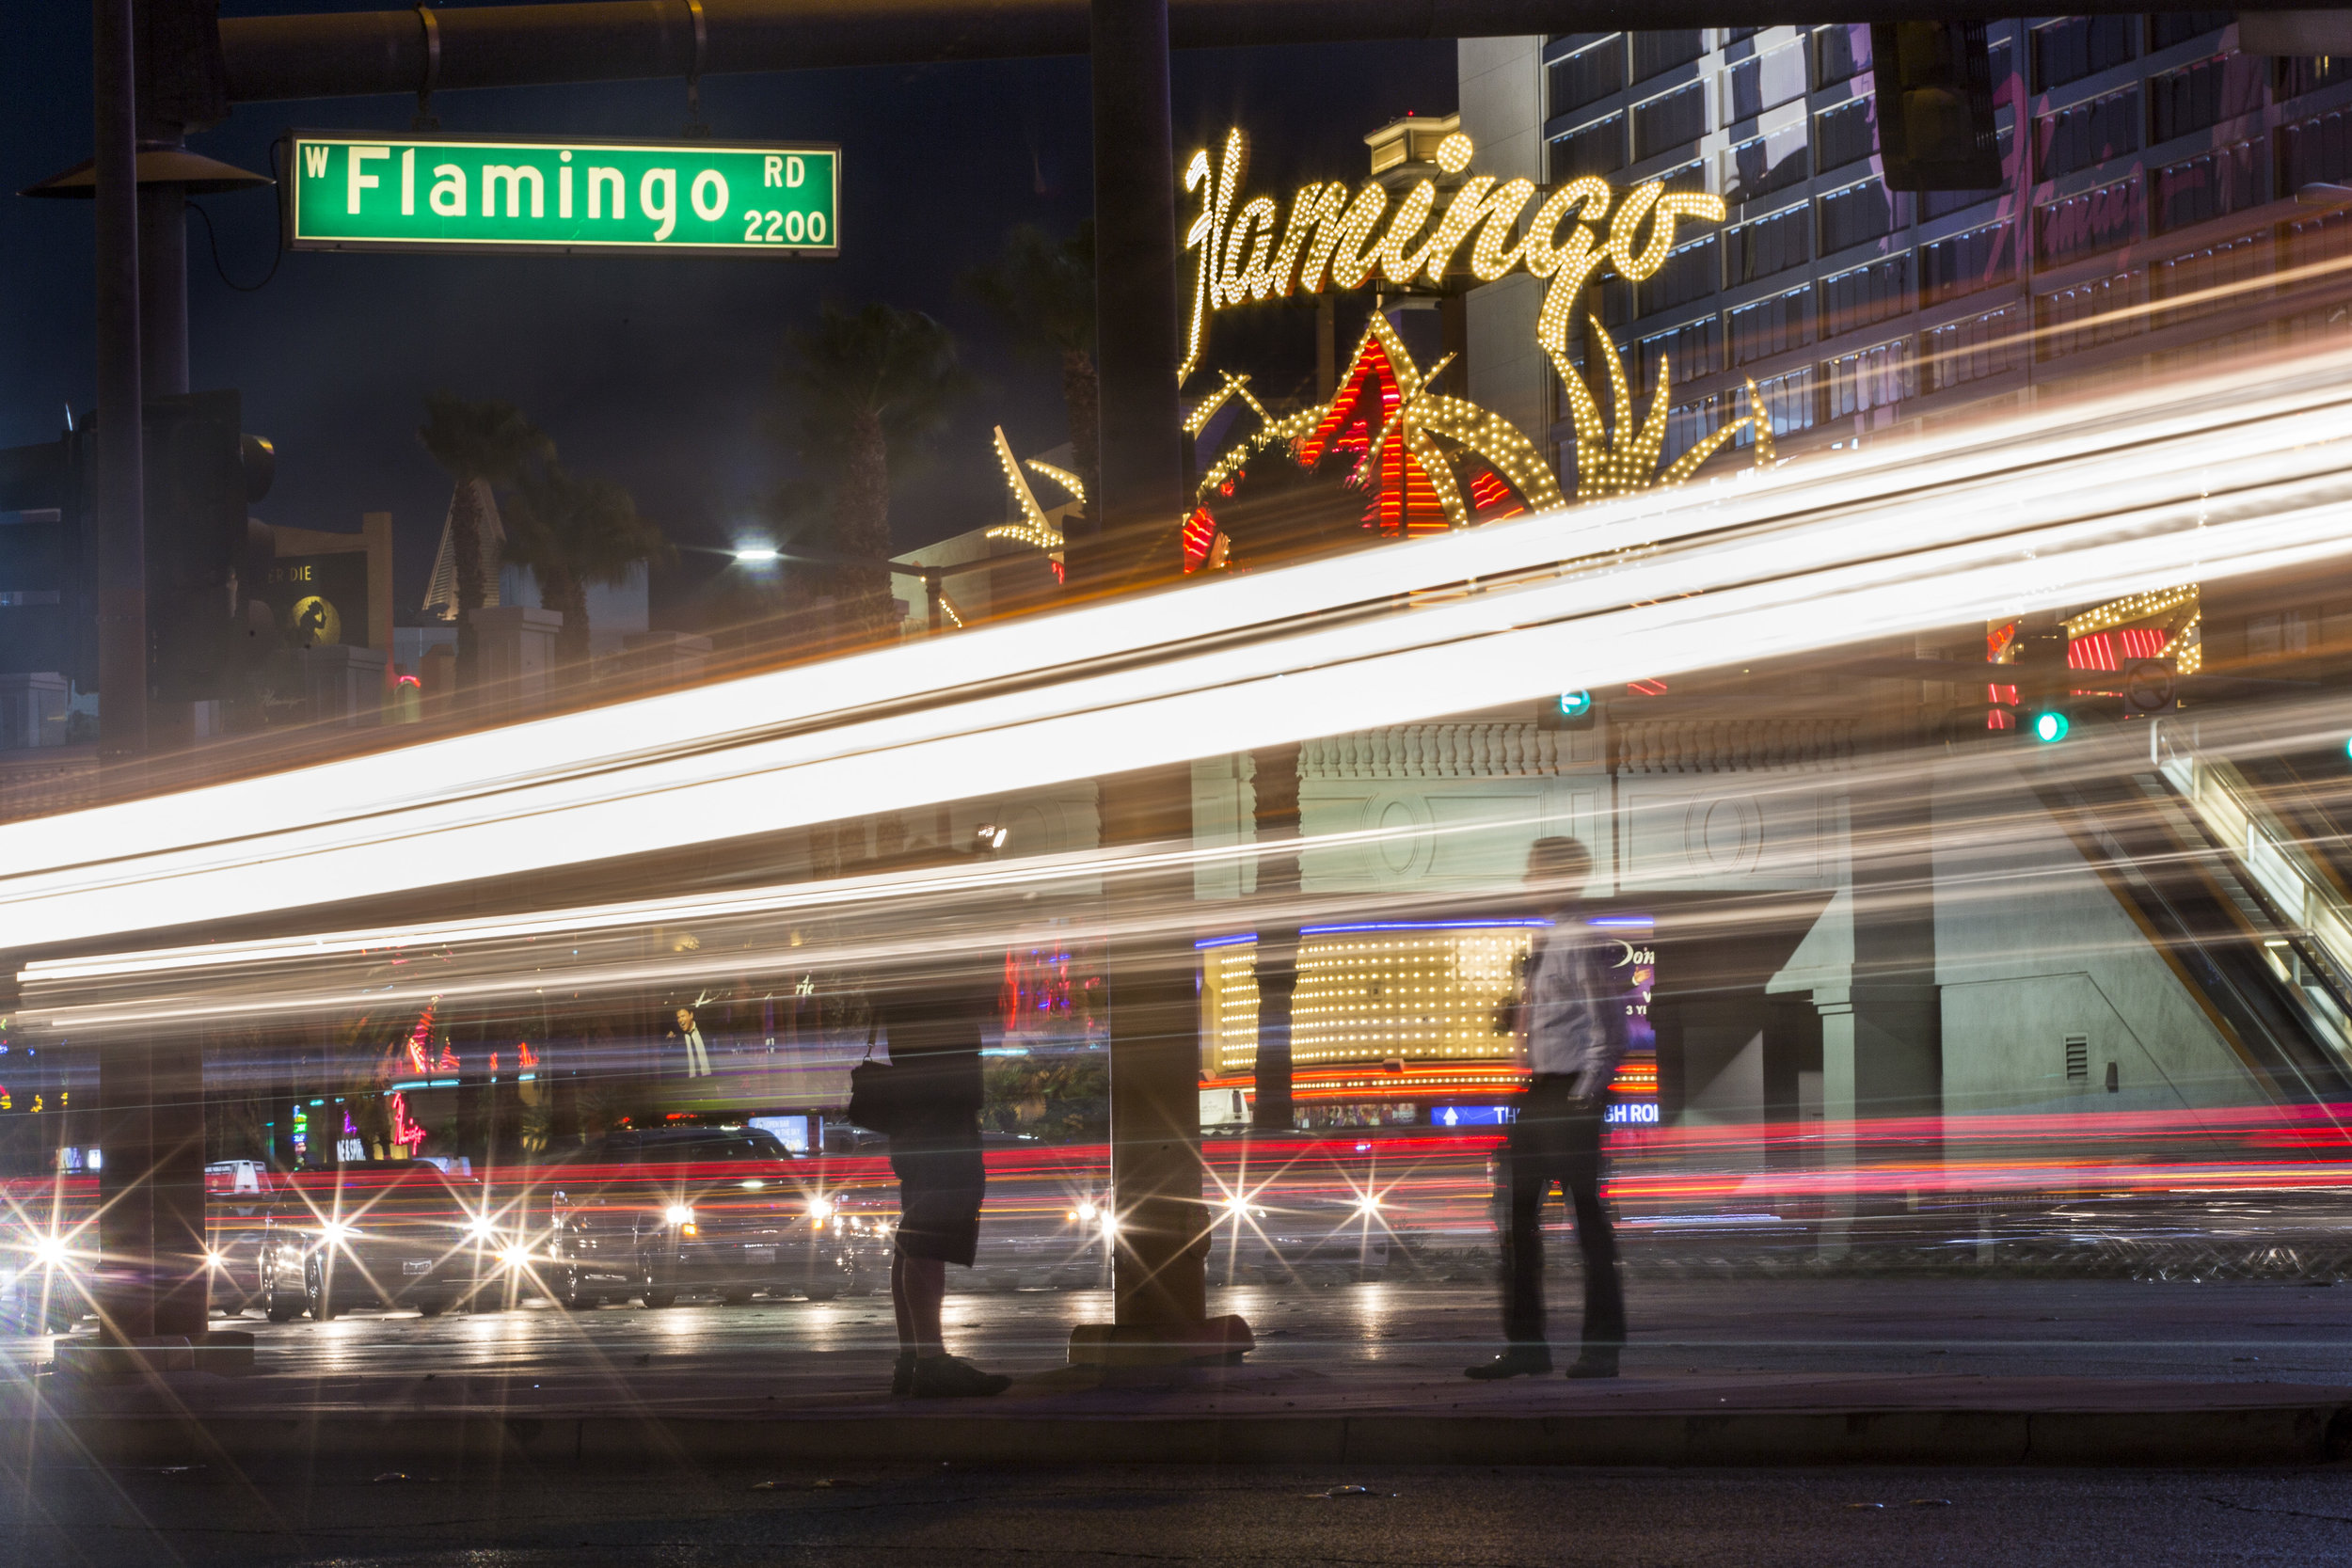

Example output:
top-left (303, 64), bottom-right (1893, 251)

top-left (634, 1132), bottom-right (791, 1163)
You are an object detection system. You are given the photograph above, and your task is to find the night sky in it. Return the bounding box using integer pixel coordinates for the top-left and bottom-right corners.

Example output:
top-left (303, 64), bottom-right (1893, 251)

top-left (1, 2), bottom-right (1455, 623)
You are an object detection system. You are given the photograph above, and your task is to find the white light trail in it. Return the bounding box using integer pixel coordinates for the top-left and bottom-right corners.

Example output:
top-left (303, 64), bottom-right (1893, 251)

top-left (5, 348), bottom-right (2352, 953)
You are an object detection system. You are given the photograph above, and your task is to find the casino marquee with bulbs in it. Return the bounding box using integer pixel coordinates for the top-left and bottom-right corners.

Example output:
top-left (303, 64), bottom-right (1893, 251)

top-left (963, 96), bottom-right (2243, 1144)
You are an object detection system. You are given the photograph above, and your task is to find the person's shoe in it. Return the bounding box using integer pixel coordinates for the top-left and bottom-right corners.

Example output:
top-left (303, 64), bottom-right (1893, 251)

top-left (1464, 1346), bottom-right (1553, 1380)
top-left (1564, 1350), bottom-right (1620, 1380)
top-left (911, 1354), bottom-right (1011, 1398)
top-left (889, 1351), bottom-right (917, 1396)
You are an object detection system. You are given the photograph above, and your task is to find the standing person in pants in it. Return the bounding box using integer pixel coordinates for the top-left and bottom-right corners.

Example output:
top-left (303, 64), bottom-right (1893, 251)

top-left (884, 993), bottom-right (1012, 1398)
top-left (1467, 836), bottom-right (1629, 1381)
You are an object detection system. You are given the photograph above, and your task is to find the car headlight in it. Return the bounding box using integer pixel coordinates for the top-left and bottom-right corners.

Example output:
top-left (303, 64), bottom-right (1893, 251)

top-left (499, 1244), bottom-right (531, 1269)
top-left (1356, 1194), bottom-right (1382, 1216)
top-left (806, 1196), bottom-right (833, 1223)
top-left (1075, 1200), bottom-right (1099, 1222)
top-left (664, 1204), bottom-right (695, 1227)
top-left (321, 1222), bottom-right (354, 1246)
top-left (28, 1235), bottom-right (68, 1269)
top-left (464, 1215), bottom-right (501, 1243)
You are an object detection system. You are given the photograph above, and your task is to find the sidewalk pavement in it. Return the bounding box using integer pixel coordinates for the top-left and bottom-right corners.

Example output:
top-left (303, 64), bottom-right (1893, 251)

top-left (8, 1277), bottom-right (2350, 1469)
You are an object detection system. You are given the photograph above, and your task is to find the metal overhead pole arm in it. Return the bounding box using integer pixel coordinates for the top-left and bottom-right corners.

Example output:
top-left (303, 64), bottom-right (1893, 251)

top-left (215, 0), bottom-right (2256, 103)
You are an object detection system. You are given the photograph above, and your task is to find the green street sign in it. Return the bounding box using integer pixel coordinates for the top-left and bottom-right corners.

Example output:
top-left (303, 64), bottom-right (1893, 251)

top-left (283, 132), bottom-right (839, 258)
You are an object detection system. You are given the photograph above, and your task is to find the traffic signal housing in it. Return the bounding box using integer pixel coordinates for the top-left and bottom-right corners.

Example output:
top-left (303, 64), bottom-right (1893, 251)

top-left (143, 390), bottom-right (274, 704)
top-left (1870, 22), bottom-right (2004, 191)
top-left (2, 394), bottom-right (273, 705)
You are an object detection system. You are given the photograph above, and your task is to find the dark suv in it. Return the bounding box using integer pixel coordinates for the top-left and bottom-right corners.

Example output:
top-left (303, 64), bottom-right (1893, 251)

top-left (544, 1125), bottom-right (859, 1307)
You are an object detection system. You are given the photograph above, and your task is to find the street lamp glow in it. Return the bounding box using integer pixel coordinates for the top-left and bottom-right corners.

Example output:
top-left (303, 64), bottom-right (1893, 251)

top-left (733, 546), bottom-right (781, 563)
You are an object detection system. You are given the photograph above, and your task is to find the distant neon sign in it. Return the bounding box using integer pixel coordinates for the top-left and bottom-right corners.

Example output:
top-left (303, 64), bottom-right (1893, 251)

top-left (1179, 127), bottom-right (1724, 384)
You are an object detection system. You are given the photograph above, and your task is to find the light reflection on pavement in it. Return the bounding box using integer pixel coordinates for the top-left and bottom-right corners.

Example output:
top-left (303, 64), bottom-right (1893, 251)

top-left (11, 1277), bottom-right (2352, 1404)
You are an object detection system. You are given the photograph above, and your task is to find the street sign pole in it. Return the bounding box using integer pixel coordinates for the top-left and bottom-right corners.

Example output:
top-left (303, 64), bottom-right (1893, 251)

top-left (1073, 0), bottom-right (1248, 1369)
top-left (92, 0), bottom-right (158, 1350)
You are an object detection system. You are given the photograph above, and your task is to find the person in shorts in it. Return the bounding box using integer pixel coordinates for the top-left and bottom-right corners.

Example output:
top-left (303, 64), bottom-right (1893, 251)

top-left (884, 995), bottom-right (1009, 1398)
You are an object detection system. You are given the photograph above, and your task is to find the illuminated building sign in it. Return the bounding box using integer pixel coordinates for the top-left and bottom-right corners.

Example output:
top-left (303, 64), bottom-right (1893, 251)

top-left (286, 133), bottom-right (840, 258)
top-left (1180, 128), bottom-right (1723, 386)
top-left (1200, 918), bottom-right (1660, 1129)
top-left (268, 553), bottom-right (368, 648)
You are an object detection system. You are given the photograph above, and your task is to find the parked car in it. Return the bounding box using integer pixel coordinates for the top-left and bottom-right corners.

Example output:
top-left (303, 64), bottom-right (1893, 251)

top-left (542, 1123), bottom-right (861, 1307)
top-left (260, 1161), bottom-right (498, 1321)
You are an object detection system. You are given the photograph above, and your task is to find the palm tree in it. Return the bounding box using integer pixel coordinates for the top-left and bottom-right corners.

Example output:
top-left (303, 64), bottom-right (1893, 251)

top-left (417, 393), bottom-right (552, 690)
top-left (502, 465), bottom-right (675, 674)
top-left (773, 301), bottom-right (971, 637)
top-left (963, 221), bottom-right (1097, 540)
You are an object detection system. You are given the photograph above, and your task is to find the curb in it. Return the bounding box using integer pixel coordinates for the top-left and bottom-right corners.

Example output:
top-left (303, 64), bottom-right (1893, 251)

top-left (22, 1404), bottom-right (2352, 1470)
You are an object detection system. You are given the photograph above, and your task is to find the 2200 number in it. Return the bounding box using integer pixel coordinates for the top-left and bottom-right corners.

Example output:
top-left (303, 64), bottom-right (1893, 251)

top-left (743, 209), bottom-right (828, 245)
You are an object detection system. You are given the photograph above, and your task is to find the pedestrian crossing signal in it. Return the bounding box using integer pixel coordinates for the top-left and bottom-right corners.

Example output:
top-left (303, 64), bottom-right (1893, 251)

top-left (1539, 689), bottom-right (1596, 731)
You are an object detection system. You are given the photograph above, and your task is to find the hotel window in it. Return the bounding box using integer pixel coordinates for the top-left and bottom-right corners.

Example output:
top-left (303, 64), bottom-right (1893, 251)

top-left (1818, 179), bottom-right (1902, 257)
top-left (1638, 316), bottom-right (1724, 392)
top-left (2148, 11), bottom-right (2231, 53)
top-left (1724, 40), bottom-right (1807, 123)
top-left (1726, 205), bottom-right (1810, 285)
top-left (2036, 271), bottom-right (2148, 360)
top-left (2038, 87), bottom-right (2139, 181)
top-left (1724, 129), bottom-right (1808, 203)
top-left (1549, 114), bottom-right (1627, 182)
top-left (1736, 366), bottom-right (1817, 444)
top-left (1630, 28), bottom-right (1705, 85)
top-left (1820, 253), bottom-right (1913, 340)
top-left (2153, 139), bottom-right (2266, 234)
top-left (2032, 16), bottom-right (2134, 94)
top-left (2278, 55), bottom-right (2352, 101)
top-left (1919, 221), bottom-right (2016, 309)
top-left (2280, 109), bottom-right (2352, 191)
top-left (1641, 234), bottom-right (1720, 314)
top-left (2148, 55), bottom-right (2261, 147)
top-left (1662, 392), bottom-right (1726, 467)
top-left (1634, 81), bottom-right (1709, 160)
top-left (1728, 286), bottom-right (1813, 367)
top-left (1815, 25), bottom-right (1870, 89)
top-left (1814, 97), bottom-right (1878, 175)
top-left (1549, 37), bottom-right (1626, 117)
top-left (1823, 338), bottom-right (1916, 420)
top-left (1923, 304), bottom-right (2028, 392)
top-left (2034, 176), bottom-right (2142, 267)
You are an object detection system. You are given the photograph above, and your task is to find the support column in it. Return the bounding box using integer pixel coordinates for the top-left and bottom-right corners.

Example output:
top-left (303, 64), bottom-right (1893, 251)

top-left (1816, 768), bottom-right (1943, 1246)
top-left (92, 0), bottom-right (154, 1348)
top-left (1250, 743), bottom-right (1301, 1132)
top-left (1099, 763), bottom-right (1210, 1338)
top-left (136, 168), bottom-right (187, 397)
top-left (1078, 0), bottom-right (1185, 590)
top-left (1071, 0), bottom-right (1245, 1365)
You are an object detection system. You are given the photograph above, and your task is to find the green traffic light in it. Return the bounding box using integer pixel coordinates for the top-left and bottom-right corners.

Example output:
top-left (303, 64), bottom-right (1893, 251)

top-left (2032, 711), bottom-right (2069, 743)
top-left (1558, 689), bottom-right (1593, 719)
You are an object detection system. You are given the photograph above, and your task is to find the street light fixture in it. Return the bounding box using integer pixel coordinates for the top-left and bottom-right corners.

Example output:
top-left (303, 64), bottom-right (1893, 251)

top-left (728, 543), bottom-right (993, 636)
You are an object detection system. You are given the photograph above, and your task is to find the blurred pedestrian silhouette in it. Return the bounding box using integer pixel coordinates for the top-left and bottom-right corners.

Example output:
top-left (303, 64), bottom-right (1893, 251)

top-left (1468, 836), bottom-right (1629, 1381)
top-left (880, 990), bottom-right (1010, 1398)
